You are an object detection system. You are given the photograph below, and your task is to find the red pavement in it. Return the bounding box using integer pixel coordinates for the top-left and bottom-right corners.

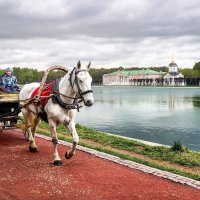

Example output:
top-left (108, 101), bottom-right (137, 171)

top-left (0, 130), bottom-right (199, 200)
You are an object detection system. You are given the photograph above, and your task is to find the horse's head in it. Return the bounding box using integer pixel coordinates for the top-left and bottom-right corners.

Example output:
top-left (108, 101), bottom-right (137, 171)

top-left (73, 61), bottom-right (94, 107)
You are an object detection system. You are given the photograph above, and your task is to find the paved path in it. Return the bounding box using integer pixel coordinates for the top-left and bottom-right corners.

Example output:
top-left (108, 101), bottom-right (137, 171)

top-left (0, 130), bottom-right (200, 200)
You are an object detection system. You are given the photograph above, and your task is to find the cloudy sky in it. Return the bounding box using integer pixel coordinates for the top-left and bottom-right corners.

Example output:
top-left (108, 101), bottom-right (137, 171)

top-left (0, 0), bottom-right (200, 70)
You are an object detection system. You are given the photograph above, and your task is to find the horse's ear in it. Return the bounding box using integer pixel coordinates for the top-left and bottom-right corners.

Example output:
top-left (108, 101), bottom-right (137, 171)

top-left (87, 61), bottom-right (91, 70)
top-left (77, 61), bottom-right (81, 69)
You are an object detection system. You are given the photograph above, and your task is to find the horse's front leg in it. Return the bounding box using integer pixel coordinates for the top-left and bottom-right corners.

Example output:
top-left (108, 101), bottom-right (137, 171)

top-left (48, 119), bottom-right (62, 166)
top-left (65, 120), bottom-right (79, 159)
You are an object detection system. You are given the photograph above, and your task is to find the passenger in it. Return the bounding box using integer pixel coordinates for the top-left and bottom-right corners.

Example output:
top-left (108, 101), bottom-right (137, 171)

top-left (0, 67), bottom-right (19, 93)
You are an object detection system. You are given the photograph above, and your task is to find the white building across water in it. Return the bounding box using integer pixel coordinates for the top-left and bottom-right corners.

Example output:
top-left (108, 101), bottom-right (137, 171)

top-left (163, 60), bottom-right (185, 86)
top-left (103, 59), bottom-right (185, 86)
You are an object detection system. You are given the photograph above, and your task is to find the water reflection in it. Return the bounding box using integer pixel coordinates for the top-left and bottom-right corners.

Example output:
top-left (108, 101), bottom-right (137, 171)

top-left (76, 87), bottom-right (200, 151)
top-left (191, 96), bottom-right (200, 107)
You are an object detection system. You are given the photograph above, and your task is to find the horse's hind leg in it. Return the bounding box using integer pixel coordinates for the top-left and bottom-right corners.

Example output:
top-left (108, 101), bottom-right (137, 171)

top-left (22, 108), bottom-right (38, 152)
top-left (31, 116), bottom-right (40, 138)
top-left (65, 121), bottom-right (79, 159)
top-left (48, 119), bottom-right (62, 166)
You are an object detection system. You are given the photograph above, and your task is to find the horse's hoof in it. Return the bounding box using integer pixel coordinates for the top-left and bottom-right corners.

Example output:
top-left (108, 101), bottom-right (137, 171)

top-left (65, 151), bottom-right (74, 159)
top-left (54, 160), bottom-right (62, 166)
top-left (29, 146), bottom-right (38, 152)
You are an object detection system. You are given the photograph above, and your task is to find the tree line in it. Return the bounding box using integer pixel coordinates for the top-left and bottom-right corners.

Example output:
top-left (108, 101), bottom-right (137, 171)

top-left (0, 61), bottom-right (200, 85)
top-left (0, 67), bottom-right (66, 84)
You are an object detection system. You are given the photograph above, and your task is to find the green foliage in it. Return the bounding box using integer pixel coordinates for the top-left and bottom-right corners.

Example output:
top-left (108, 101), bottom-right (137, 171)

top-left (46, 71), bottom-right (66, 82)
top-left (118, 66), bottom-right (124, 71)
top-left (148, 66), bottom-right (169, 72)
top-left (180, 68), bottom-right (200, 78)
top-left (193, 61), bottom-right (200, 70)
top-left (171, 141), bottom-right (186, 152)
top-left (89, 68), bottom-right (117, 84)
top-left (0, 67), bottom-right (67, 84)
top-left (13, 67), bottom-right (43, 84)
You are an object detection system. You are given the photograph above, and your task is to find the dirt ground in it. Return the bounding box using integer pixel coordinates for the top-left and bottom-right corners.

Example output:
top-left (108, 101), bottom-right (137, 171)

top-left (0, 130), bottom-right (199, 200)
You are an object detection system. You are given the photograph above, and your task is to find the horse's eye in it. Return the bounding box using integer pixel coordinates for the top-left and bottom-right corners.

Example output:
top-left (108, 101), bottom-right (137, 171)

top-left (79, 80), bottom-right (83, 83)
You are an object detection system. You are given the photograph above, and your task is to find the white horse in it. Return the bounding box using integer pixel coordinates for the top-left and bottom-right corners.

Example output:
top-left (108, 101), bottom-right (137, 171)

top-left (19, 61), bottom-right (94, 165)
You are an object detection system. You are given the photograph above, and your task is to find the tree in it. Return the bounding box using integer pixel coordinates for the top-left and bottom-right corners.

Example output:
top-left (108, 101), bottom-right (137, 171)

top-left (118, 66), bottom-right (124, 71)
top-left (193, 62), bottom-right (200, 70)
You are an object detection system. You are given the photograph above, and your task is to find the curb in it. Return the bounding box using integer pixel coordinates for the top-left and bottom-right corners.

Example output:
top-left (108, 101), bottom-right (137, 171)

top-left (36, 134), bottom-right (200, 190)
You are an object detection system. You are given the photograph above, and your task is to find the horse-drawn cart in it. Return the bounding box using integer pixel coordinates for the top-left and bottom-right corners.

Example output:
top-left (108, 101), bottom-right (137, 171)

top-left (0, 66), bottom-right (70, 133)
top-left (0, 93), bottom-right (20, 132)
top-left (0, 62), bottom-right (94, 165)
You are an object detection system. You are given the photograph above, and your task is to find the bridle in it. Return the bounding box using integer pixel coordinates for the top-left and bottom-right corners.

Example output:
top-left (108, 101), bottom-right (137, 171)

top-left (69, 67), bottom-right (93, 102)
top-left (51, 67), bottom-right (93, 111)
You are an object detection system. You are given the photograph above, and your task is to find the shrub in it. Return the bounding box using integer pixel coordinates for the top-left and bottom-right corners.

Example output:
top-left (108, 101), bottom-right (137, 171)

top-left (171, 141), bottom-right (187, 152)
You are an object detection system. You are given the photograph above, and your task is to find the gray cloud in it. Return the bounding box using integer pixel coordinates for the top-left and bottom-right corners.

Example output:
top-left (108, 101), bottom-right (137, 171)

top-left (0, 0), bottom-right (200, 69)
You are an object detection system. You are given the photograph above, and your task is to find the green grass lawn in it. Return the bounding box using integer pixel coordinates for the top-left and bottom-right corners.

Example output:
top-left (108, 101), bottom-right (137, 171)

top-left (38, 122), bottom-right (200, 181)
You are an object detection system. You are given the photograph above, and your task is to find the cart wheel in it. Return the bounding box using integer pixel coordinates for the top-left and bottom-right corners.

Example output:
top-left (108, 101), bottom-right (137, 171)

top-left (24, 131), bottom-right (29, 140)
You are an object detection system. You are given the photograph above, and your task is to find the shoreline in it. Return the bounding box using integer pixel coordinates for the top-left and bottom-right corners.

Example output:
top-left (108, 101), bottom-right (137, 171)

top-left (77, 125), bottom-right (199, 152)
top-left (103, 131), bottom-right (170, 147)
top-left (93, 85), bottom-right (200, 89)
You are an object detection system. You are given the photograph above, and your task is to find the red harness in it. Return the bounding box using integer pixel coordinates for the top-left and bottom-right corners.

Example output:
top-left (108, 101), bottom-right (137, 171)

top-left (31, 82), bottom-right (54, 108)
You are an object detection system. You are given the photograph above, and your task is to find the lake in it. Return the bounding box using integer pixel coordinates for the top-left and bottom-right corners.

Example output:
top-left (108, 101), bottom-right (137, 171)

top-left (75, 86), bottom-right (200, 152)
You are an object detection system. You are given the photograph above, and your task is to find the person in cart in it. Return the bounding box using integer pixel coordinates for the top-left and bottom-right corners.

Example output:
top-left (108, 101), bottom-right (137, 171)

top-left (0, 67), bottom-right (19, 93)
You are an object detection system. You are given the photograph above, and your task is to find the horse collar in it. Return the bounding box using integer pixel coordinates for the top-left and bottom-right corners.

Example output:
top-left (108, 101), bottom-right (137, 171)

top-left (51, 79), bottom-right (81, 111)
top-left (52, 94), bottom-right (80, 110)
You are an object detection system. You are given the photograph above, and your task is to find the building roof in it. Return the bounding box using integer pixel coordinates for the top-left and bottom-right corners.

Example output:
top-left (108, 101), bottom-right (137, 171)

top-left (164, 72), bottom-right (184, 78)
top-left (169, 62), bottom-right (178, 68)
top-left (105, 69), bottom-right (166, 76)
